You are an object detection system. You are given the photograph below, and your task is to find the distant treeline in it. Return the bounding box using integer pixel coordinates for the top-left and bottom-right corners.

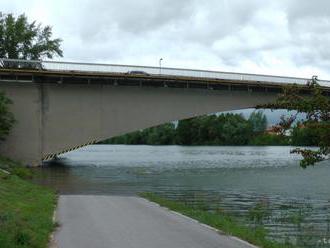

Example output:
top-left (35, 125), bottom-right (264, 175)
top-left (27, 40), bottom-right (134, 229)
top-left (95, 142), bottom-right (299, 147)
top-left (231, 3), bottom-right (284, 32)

top-left (101, 112), bottom-right (319, 146)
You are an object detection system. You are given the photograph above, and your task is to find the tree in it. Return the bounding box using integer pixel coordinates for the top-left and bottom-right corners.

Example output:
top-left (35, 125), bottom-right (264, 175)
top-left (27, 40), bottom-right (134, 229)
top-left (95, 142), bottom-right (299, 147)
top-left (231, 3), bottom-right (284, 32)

top-left (249, 133), bottom-right (289, 146)
top-left (258, 77), bottom-right (330, 168)
top-left (144, 123), bottom-right (175, 145)
top-left (0, 12), bottom-right (62, 62)
top-left (0, 91), bottom-right (15, 141)
top-left (176, 118), bottom-right (199, 145)
top-left (291, 123), bottom-right (319, 146)
top-left (197, 115), bottom-right (219, 145)
top-left (248, 111), bottom-right (267, 133)
top-left (220, 114), bottom-right (253, 145)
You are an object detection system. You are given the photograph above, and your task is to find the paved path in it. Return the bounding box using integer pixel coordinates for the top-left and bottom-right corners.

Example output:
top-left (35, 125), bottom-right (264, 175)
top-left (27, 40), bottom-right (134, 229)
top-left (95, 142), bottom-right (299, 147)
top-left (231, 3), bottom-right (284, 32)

top-left (54, 195), bottom-right (256, 248)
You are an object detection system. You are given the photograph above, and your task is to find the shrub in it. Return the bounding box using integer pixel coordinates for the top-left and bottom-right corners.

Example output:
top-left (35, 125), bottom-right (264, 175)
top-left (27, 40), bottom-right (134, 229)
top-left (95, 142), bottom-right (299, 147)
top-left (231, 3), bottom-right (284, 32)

top-left (0, 91), bottom-right (15, 141)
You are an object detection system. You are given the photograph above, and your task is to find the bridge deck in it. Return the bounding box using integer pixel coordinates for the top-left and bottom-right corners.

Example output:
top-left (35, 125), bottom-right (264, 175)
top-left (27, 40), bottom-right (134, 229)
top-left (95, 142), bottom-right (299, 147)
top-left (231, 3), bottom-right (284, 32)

top-left (1, 68), bottom-right (330, 96)
top-left (0, 58), bottom-right (330, 94)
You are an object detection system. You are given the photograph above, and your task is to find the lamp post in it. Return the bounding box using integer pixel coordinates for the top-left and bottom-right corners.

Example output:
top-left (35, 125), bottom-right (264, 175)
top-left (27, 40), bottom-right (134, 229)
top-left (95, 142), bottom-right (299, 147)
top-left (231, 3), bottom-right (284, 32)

top-left (159, 58), bottom-right (163, 75)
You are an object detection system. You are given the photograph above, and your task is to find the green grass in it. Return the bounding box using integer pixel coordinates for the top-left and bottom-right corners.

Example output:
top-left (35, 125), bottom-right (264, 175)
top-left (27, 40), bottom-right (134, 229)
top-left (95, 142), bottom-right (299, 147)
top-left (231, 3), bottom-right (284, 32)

top-left (140, 192), bottom-right (297, 248)
top-left (0, 156), bottom-right (32, 179)
top-left (0, 157), bottom-right (57, 248)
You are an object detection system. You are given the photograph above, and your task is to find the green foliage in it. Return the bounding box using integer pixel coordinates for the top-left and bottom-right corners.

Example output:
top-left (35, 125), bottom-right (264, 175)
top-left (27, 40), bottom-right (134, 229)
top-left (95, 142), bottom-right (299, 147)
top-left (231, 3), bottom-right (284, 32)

top-left (248, 111), bottom-right (268, 133)
top-left (123, 131), bottom-right (144, 144)
top-left (291, 124), bottom-right (319, 146)
top-left (10, 167), bottom-right (32, 179)
top-left (219, 113), bottom-right (253, 145)
top-left (175, 118), bottom-right (200, 145)
top-left (105, 113), bottom-right (258, 146)
top-left (0, 12), bottom-right (62, 61)
top-left (0, 91), bottom-right (15, 141)
top-left (141, 193), bottom-right (296, 248)
top-left (103, 123), bottom-right (176, 145)
top-left (105, 109), bottom-right (324, 149)
top-left (143, 123), bottom-right (176, 145)
top-left (104, 112), bottom-right (308, 146)
top-left (0, 155), bottom-right (32, 179)
top-left (249, 201), bottom-right (272, 227)
top-left (258, 77), bottom-right (330, 168)
top-left (250, 133), bottom-right (290, 146)
top-left (0, 157), bottom-right (57, 248)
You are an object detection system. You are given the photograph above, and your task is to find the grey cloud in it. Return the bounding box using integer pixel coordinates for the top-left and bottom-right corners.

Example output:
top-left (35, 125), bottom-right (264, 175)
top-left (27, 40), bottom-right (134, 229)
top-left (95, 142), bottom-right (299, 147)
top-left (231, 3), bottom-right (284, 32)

top-left (287, 0), bottom-right (330, 22)
top-left (77, 0), bottom-right (267, 45)
top-left (78, 0), bottom-right (195, 40)
top-left (3, 0), bottom-right (330, 79)
top-left (282, 1), bottom-right (330, 67)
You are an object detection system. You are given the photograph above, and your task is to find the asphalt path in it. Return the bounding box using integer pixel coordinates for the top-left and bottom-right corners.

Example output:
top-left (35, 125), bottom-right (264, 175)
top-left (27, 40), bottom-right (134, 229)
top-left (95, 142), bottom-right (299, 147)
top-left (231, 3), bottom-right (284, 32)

top-left (54, 195), bottom-right (257, 248)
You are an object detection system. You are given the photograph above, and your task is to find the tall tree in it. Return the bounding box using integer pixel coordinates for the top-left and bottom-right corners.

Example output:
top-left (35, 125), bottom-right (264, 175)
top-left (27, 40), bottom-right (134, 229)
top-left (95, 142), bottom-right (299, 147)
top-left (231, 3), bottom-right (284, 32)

top-left (144, 123), bottom-right (175, 145)
top-left (176, 118), bottom-right (199, 145)
top-left (258, 76), bottom-right (330, 168)
top-left (248, 111), bottom-right (267, 133)
top-left (0, 13), bottom-right (62, 60)
top-left (220, 114), bottom-right (253, 145)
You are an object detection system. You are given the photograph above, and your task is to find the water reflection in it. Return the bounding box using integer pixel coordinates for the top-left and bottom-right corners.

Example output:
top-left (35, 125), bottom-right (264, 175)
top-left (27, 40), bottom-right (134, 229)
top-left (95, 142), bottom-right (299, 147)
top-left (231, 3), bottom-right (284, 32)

top-left (33, 145), bottom-right (330, 247)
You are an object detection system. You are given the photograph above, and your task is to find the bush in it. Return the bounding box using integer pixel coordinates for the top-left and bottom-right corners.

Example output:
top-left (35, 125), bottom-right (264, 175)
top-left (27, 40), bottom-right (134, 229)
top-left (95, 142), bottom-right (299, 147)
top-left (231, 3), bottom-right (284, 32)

top-left (250, 133), bottom-right (290, 146)
top-left (0, 156), bottom-right (31, 179)
top-left (0, 91), bottom-right (15, 141)
top-left (11, 167), bottom-right (32, 179)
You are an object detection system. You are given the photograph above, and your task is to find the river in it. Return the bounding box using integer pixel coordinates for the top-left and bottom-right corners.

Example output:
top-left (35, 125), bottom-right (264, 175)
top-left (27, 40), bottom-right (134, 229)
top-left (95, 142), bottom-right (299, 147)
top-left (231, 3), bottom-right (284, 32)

top-left (34, 145), bottom-right (330, 247)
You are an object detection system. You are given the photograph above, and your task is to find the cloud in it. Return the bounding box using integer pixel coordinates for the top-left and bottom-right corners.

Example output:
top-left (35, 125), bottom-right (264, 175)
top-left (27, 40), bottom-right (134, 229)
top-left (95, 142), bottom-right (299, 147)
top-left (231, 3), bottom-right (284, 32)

top-left (2, 0), bottom-right (330, 80)
top-left (287, 0), bottom-right (330, 22)
top-left (284, 0), bottom-right (330, 70)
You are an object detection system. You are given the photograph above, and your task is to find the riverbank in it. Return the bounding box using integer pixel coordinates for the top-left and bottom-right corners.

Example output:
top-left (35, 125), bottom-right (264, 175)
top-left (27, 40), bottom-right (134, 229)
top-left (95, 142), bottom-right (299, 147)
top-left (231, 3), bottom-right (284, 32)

top-left (0, 156), bottom-right (57, 248)
top-left (141, 193), bottom-right (296, 248)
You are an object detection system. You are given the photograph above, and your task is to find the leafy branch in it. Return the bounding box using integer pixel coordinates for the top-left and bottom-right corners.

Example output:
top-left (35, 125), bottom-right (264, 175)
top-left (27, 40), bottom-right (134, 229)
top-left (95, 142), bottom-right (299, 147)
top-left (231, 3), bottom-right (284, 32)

top-left (257, 76), bottom-right (330, 168)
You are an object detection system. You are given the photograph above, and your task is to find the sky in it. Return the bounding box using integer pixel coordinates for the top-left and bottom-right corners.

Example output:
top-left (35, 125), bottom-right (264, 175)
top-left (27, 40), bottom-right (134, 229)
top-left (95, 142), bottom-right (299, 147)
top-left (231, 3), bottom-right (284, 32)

top-left (3, 0), bottom-right (330, 79)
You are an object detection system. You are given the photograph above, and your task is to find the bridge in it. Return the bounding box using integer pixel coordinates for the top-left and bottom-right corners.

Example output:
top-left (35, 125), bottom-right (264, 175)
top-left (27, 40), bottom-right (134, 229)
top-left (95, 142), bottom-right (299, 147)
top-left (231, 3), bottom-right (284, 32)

top-left (0, 58), bottom-right (329, 166)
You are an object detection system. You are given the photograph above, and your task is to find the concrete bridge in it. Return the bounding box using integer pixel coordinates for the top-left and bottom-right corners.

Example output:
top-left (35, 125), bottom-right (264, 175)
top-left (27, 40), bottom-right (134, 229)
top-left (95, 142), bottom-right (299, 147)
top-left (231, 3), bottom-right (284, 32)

top-left (0, 59), bottom-right (329, 166)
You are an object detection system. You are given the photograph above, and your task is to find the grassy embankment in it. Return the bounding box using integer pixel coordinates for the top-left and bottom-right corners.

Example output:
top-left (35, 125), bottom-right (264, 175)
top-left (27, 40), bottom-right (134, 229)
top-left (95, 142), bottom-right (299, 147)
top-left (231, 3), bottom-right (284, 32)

top-left (0, 156), bottom-right (57, 248)
top-left (141, 192), bottom-right (296, 248)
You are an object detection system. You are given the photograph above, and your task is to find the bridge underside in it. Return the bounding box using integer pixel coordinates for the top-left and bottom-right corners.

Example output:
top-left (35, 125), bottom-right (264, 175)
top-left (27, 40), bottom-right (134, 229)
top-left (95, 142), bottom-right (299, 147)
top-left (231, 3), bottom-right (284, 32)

top-left (0, 72), bottom-right (281, 166)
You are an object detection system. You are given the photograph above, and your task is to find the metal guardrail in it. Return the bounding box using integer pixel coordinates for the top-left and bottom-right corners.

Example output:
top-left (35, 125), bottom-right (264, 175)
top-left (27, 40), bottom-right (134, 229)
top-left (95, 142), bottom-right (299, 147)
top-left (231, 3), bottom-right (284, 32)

top-left (1, 58), bottom-right (330, 87)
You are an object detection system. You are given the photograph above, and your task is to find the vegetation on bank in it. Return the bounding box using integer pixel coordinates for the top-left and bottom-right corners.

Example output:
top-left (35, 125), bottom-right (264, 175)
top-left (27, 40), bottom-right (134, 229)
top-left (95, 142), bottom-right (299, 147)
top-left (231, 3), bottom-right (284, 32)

top-left (258, 77), bottom-right (330, 167)
top-left (101, 111), bottom-right (317, 147)
top-left (141, 193), bottom-right (296, 248)
top-left (0, 157), bottom-right (57, 248)
top-left (0, 12), bottom-right (63, 248)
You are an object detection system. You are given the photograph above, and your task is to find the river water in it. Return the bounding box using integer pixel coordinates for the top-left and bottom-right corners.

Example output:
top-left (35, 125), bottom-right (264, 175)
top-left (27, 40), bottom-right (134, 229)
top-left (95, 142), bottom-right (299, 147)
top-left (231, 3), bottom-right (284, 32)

top-left (34, 145), bottom-right (330, 247)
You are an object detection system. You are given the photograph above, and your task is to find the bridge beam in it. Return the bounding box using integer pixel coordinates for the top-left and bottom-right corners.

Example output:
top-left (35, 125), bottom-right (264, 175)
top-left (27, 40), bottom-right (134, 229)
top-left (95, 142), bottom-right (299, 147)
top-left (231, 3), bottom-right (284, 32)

top-left (0, 81), bottom-right (277, 166)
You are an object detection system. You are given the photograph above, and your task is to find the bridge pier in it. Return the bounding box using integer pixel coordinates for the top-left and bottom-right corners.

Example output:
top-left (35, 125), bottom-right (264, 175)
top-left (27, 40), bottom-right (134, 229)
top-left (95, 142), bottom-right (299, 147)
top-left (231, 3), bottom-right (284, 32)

top-left (0, 82), bottom-right (43, 166)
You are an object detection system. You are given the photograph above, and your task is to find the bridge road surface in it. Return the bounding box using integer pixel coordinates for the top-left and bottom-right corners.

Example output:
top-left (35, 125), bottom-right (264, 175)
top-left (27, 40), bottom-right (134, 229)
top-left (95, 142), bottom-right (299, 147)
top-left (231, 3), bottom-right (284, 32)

top-left (54, 195), bottom-right (257, 248)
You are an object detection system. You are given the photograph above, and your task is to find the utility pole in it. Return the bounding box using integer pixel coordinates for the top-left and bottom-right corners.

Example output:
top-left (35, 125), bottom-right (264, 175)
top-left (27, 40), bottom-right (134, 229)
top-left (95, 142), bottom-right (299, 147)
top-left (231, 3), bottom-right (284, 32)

top-left (159, 58), bottom-right (163, 75)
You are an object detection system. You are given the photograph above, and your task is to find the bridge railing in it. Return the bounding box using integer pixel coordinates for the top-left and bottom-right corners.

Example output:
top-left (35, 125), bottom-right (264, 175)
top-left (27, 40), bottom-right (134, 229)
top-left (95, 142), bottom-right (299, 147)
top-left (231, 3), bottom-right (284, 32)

top-left (1, 58), bottom-right (330, 87)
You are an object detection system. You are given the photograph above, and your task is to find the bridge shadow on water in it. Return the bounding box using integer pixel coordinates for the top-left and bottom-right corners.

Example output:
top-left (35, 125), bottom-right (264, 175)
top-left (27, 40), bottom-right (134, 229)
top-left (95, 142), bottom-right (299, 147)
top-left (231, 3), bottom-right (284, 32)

top-left (42, 157), bottom-right (71, 168)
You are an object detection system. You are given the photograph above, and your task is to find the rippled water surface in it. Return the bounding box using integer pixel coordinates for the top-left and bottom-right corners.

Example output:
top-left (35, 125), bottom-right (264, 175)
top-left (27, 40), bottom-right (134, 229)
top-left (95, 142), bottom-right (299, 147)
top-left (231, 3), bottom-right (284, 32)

top-left (34, 145), bottom-right (330, 247)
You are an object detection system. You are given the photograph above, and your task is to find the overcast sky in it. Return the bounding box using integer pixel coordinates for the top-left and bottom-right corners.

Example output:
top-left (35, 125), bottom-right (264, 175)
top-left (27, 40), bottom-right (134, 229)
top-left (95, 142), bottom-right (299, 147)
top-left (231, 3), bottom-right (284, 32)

top-left (3, 0), bottom-right (330, 79)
